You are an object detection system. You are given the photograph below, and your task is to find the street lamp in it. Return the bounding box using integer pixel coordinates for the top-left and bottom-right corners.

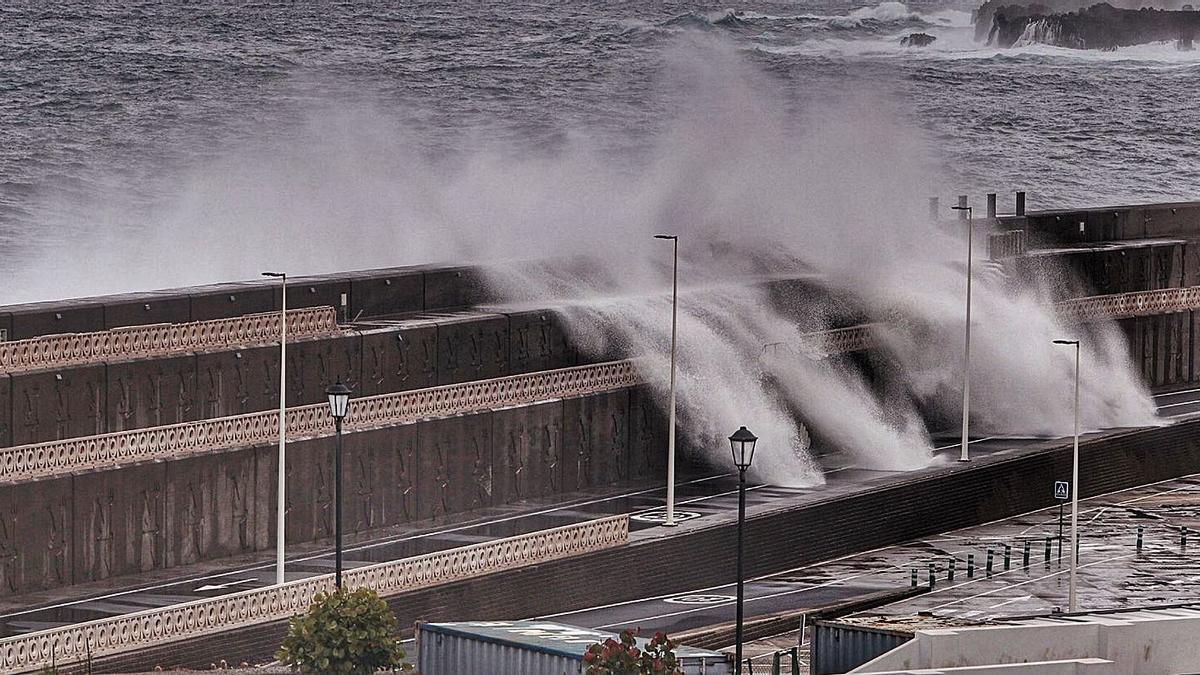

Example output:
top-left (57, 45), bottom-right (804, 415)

top-left (654, 234), bottom-right (679, 527)
top-left (262, 271), bottom-right (287, 585)
top-left (1053, 339), bottom-right (1081, 612)
top-left (326, 380), bottom-right (352, 589)
top-left (950, 205), bottom-right (973, 462)
top-left (729, 426), bottom-right (757, 669)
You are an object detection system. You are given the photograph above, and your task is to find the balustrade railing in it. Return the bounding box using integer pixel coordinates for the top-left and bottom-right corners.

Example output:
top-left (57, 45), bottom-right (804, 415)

top-left (0, 514), bottom-right (629, 673)
top-left (1057, 286), bottom-right (1200, 322)
top-left (0, 307), bottom-right (339, 373)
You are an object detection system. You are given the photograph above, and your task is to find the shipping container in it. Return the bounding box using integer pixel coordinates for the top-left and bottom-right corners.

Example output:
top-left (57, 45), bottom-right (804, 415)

top-left (417, 620), bottom-right (733, 675)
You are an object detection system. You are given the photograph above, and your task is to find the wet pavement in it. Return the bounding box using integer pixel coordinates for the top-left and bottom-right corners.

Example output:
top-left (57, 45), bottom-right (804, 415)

top-left (0, 387), bottom-right (1195, 638)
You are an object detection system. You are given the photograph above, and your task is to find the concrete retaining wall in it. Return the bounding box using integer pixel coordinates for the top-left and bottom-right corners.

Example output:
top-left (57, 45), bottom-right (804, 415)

top-left (77, 416), bottom-right (1200, 673)
top-left (0, 385), bottom-right (660, 599)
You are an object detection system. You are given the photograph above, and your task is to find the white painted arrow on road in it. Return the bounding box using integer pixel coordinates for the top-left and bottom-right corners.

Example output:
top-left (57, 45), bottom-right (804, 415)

top-left (194, 579), bottom-right (257, 593)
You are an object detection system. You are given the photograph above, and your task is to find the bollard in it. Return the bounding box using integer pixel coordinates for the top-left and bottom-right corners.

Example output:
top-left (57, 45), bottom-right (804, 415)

top-left (929, 563), bottom-right (936, 588)
top-left (957, 195), bottom-right (969, 219)
top-left (772, 650), bottom-right (781, 675)
top-left (929, 197), bottom-right (940, 221)
top-left (987, 193), bottom-right (997, 218)
top-left (790, 646), bottom-right (799, 675)
top-left (746, 658), bottom-right (754, 674)
top-left (1016, 191), bottom-right (1026, 216)
top-left (948, 558), bottom-right (956, 582)
top-left (1044, 538), bottom-right (1052, 564)
top-left (1004, 544), bottom-right (1012, 570)
top-left (1182, 526), bottom-right (1189, 549)
top-left (911, 568), bottom-right (918, 587)
top-left (1137, 525), bottom-right (1144, 553)
top-left (1023, 540), bottom-right (1030, 568)
top-left (967, 554), bottom-right (975, 578)
top-left (986, 547), bottom-right (994, 577)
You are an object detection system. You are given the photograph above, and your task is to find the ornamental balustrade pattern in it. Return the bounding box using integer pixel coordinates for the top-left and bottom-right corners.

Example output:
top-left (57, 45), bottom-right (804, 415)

top-left (0, 514), bottom-right (629, 673)
top-left (1057, 286), bottom-right (1200, 322)
top-left (0, 307), bottom-right (339, 373)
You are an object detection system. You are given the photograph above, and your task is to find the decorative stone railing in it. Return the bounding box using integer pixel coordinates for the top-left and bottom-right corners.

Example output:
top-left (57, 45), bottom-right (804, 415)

top-left (0, 307), bottom-right (338, 373)
top-left (1058, 286), bottom-right (1200, 322)
top-left (0, 359), bottom-right (645, 483)
top-left (0, 514), bottom-right (629, 674)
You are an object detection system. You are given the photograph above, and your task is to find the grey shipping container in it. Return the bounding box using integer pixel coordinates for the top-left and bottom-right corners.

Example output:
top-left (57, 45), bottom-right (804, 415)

top-left (417, 620), bottom-right (734, 675)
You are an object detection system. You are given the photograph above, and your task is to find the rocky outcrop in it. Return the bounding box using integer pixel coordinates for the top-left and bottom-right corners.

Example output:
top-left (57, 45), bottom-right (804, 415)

top-left (974, 0), bottom-right (1188, 41)
top-left (901, 32), bottom-right (938, 46)
top-left (989, 2), bottom-right (1200, 48)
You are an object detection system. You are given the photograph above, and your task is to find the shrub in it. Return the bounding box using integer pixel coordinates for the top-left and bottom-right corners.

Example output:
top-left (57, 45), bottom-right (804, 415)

top-left (583, 629), bottom-right (684, 675)
top-left (276, 587), bottom-right (412, 674)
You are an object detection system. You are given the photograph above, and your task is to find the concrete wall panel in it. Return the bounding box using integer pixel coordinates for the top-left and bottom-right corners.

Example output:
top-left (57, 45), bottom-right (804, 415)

top-left (562, 390), bottom-right (630, 490)
top-left (188, 284), bottom-right (275, 322)
top-left (492, 402), bottom-right (563, 504)
top-left (285, 335), bottom-right (362, 406)
top-left (628, 387), bottom-right (666, 480)
top-left (164, 449), bottom-right (258, 568)
top-left (196, 346), bottom-right (278, 419)
top-left (274, 276), bottom-right (350, 317)
top-left (11, 365), bottom-right (106, 445)
top-left (0, 476), bottom-right (73, 594)
top-left (7, 301), bottom-right (106, 340)
top-left (349, 270), bottom-right (425, 318)
top-left (359, 326), bottom-right (438, 396)
top-left (0, 375), bottom-right (10, 448)
top-left (72, 461), bottom-right (166, 584)
top-left (423, 266), bottom-right (495, 310)
top-left (105, 355), bottom-right (199, 433)
top-left (102, 292), bottom-right (192, 329)
top-left (342, 425), bottom-right (419, 533)
top-left (283, 437), bottom-right (336, 546)
top-left (507, 310), bottom-right (575, 375)
top-left (436, 315), bottom-right (508, 385)
top-left (418, 415), bottom-right (492, 519)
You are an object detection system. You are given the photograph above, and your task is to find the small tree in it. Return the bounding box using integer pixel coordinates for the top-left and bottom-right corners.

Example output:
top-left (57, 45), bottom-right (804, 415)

top-left (276, 587), bottom-right (412, 674)
top-left (583, 629), bottom-right (684, 675)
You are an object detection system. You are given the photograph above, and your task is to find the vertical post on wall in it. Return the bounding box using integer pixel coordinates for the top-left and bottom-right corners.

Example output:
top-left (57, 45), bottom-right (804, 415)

top-left (1016, 191), bottom-right (1027, 216)
top-left (263, 271), bottom-right (287, 586)
top-left (987, 193), bottom-right (997, 219)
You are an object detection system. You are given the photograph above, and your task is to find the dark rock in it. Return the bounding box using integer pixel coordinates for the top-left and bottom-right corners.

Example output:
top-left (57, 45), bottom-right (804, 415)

top-left (989, 2), bottom-right (1200, 49)
top-left (901, 32), bottom-right (938, 46)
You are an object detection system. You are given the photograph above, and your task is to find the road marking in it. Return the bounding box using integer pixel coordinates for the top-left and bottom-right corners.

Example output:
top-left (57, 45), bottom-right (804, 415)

top-left (933, 436), bottom-right (998, 451)
top-left (989, 595), bottom-right (1033, 609)
top-left (193, 579), bottom-right (256, 593)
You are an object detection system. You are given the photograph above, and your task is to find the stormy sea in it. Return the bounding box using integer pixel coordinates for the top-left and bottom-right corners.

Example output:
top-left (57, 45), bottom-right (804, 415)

top-left (1, 0), bottom-right (1198, 302)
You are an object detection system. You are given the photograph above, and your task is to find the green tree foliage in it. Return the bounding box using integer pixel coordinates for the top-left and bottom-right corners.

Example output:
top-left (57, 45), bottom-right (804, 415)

top-left (277, 587), bottom-right (412, 674)
top-left (583, 629), bottom-right (684, 675)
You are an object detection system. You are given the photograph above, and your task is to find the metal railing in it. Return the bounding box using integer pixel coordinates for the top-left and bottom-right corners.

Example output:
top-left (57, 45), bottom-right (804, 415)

top-left (0, 307), bottom-right (339, 373)
top-left (0, 359), bottom-right (644, 483)
top-left (0, 513), bottom-right (629, 673)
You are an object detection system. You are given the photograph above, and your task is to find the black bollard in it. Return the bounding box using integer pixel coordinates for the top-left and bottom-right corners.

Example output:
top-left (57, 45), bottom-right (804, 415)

top-left (1016, 191), bottom-right (1026, 216)
top-left (1182, 526), bottom-right (1189, 549)
top-left (1137, 525), bottom-right (1144, 553)
top-left (1045, 538), bottom-right (1052, 564)
top-left (1004, 544), bottom-right (1012, 570)
top-left (1023, 540), bottom-right (1030, 568)
top-left (986, 547), bottom-right (994, 577)
top-left (911, 568), bottom-right (918, 587)
top-left (987, 193), bottom-right (997, 219)
top-left (967, 554), bottom-right (975, 578)
top-left (929, 563), bottom-right (936, 588)
top-left (948, 558), bottom-right (956, 582)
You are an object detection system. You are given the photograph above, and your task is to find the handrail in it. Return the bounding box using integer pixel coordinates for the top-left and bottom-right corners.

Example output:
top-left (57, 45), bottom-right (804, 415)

top-left (1057, 286), bottom-right (1200, 322)
top-left (0, 514), bottom-right (629, 673)
top-left (0, 307), bottom-right (339, 373)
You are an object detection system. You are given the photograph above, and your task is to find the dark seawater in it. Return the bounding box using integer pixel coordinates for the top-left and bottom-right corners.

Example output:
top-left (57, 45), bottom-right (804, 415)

top-left (2, 0), bottom-right (1199, 302)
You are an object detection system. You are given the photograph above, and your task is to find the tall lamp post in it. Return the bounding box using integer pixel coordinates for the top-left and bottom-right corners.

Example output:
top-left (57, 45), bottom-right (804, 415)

top-left (1053, 339), bottom-right (1081, 612)
top-left (950, 205), bottom-right (973, 462)
top-left (262, 271), bottom-right (287, 585)
top-left (325, 380), bottom-right (352, 589)
top-left (729, 426), bottom-right (757, 670)
top-left (654, 234), bottom-right (679, 526)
